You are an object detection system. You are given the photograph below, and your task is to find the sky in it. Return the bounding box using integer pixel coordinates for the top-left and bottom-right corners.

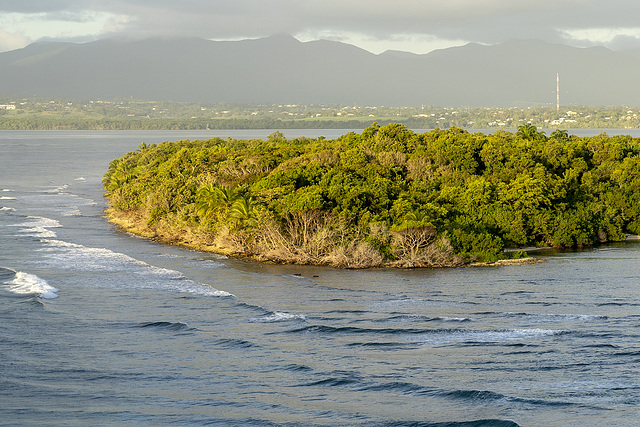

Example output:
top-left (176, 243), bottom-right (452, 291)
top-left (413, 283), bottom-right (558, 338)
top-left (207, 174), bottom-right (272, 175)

top-left (2, 1), bottom-right (640, 54)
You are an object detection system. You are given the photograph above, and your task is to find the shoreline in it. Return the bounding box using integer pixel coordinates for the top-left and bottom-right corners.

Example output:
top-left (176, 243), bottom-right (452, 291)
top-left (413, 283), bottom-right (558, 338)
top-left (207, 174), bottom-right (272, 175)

top-left (104, 208), bottom-right (544, 269)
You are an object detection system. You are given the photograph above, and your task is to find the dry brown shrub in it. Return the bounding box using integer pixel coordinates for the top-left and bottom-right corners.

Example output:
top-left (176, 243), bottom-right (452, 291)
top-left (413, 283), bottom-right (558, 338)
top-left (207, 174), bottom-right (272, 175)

top-left (283, 210), bottom-right (336, 257)
top-left (309, 150), bottom-right (340, 166)
top-left (237, 157), bottom-right (271, 181)
top-left (420, 235), bottom-right (461, 267)
top-left (390, 229), bottom-right (462, 268)
top-left (324, 241), bottom-right (384, 269)
top-left (377, 151), bottom-right (407, 168)
top-left (407, 157), bottom-right (435, 180)
top-left (213, 225), bottom-right (250, 254)
top-left (250, 210), bottom-right (339, 264)
top-left (392, 226), bottom-right (437, 260)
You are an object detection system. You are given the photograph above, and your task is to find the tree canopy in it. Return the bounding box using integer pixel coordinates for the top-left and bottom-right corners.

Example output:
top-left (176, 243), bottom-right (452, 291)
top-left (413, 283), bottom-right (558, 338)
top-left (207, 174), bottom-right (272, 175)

top-left (103, 124), bottom-right (640, 267)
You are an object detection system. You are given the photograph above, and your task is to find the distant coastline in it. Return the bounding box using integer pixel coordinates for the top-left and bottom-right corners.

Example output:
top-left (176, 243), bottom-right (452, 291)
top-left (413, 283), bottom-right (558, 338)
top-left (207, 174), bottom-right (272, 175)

top-left (2, 99), bottom-right (640, 131)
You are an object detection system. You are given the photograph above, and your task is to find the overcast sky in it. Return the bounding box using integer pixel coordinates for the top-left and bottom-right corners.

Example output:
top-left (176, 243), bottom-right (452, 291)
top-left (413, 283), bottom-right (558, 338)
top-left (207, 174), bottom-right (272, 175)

top-left (1, 1), bottom-right (640, 54)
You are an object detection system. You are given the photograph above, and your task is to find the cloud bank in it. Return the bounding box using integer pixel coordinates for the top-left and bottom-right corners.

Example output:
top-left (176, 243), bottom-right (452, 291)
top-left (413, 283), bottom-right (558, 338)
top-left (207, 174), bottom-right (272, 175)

top-left (2, 1), bottom-right (640, 53)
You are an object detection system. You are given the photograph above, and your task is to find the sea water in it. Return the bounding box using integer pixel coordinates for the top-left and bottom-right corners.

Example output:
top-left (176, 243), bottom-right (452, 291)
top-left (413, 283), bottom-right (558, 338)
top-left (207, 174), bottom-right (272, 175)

top-left (1, 130), bottom-right (640, 426)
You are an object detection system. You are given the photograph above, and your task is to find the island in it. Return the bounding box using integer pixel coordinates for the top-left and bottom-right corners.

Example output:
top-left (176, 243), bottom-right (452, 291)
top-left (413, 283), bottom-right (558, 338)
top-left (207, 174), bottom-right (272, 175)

top-left (103, 123), bottom-right (640, 268)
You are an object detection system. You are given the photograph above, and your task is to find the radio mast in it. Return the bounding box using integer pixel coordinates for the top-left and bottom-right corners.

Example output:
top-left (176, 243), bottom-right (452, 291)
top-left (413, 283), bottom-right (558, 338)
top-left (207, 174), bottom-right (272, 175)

top-left (556, 73), bottom-right (560, 113)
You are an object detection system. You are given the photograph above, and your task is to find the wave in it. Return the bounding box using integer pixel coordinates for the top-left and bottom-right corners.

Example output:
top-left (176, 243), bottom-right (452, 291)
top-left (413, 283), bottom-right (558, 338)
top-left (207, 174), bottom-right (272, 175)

top-left (45, 184), bottom-right (69, 193)
top-left (136, 321), bottom-right (196, 333)
top-left (0, 196), bottom-right (16, 200)
top-left (8, 216), bottom-right (61, 238)
top-left (214, 338), bottom-right (259, 348)
top-left (281, 363), bottom-right (313, 372)
top-left (378, 420), bottom-right (520, 427)
top-left (437, 316), bottom-right (473, 322)
top-left (37, 238), bottom-right (233, 297)
top-left (19, 226), bottom-right (58, 238)
top-left (248, 311), bottom-right (306, 323)
top-left (300, 377), bottom-right (361, 387)
top-left (374, 315), bottom-right (473, 324)
top-left (445, 328), bottom-right (568, 344)
top-left (377, 297), bottom-right (477, 308)
top-left (346, 342), bottom-right (413, 350)
top-left (1, 188), bottom-right (11, 192)
top-left (284, 325), bottom-right (434, 335)
top-left (0, 206), bottom-right (15, 212)
top-left (0, 267), bottom-right (16, 282)
top-left (14, 216), bottom-right (62, 229)
top-left (283, 324), bottom-right (568, 345)
top-left (442, 389), bottom-right (575, 407)
top-left (0, 267), bottom-right (58, 299)
top-left (300, 374), bottom-right (571, 412)
top-left (406, 315), bottom-right (472, 323)
top-left (61, 206), bottom-right (82, 217)
top-left (500, 312), bottom-right (608, 323)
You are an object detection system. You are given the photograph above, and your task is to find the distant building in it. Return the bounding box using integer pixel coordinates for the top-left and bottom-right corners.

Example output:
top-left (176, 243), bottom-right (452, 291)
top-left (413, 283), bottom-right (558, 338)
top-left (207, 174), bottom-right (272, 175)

top-left (0, 104), bottom-right (16, 110)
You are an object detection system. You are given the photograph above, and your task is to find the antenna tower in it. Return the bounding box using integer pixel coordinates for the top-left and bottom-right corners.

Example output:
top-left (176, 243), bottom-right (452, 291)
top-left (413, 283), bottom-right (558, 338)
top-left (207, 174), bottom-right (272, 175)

top-left (556, 73), bottom-right (560, 113)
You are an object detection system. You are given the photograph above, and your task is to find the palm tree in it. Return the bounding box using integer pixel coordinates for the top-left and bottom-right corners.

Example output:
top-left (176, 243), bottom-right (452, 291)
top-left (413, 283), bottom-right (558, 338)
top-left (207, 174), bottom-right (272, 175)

top-left (196, 184), bottom-right (239, 220)
top-left (516, 123), bottom-right (546, 141)
top-left (228, 196), bottom-right (258, 229)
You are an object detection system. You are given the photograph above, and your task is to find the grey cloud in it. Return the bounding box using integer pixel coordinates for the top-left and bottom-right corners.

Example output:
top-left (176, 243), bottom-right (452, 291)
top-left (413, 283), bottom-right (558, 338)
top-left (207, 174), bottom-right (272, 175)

top-left (0, 0), bottom-right (89, 13)
top-left (105, 1), bottom-right (640, 46)
top-left (5, 0), bottom-right (640, 51)
top-left (604, 35), bottom-right (640, 52)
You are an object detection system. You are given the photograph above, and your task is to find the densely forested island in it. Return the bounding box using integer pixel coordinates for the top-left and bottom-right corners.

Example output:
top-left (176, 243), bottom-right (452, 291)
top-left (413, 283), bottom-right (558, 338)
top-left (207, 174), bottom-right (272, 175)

top-left (103, 123), bottom-right (640, 268)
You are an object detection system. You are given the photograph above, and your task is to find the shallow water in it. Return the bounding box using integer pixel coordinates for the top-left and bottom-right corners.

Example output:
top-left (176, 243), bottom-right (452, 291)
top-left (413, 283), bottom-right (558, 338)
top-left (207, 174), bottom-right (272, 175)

top-left (1, 130), bottom-right (640, 426)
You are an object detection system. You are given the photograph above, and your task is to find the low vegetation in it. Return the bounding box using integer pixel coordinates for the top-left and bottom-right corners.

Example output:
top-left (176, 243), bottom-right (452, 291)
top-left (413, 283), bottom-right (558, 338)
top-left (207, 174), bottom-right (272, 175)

top-left (103, 123), bottom-right (640, 268)
top-left (3, 98), bottom-right (640, 130)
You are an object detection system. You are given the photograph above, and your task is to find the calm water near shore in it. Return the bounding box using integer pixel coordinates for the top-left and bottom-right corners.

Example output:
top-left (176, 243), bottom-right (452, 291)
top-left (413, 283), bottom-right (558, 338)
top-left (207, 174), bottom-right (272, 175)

top-left (1, 129), bottom-right (640, 426)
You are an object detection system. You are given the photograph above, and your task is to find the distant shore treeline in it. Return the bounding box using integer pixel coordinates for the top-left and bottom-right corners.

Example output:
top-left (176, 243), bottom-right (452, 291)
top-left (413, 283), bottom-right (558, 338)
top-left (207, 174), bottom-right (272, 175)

top-left (2, 115), bottom-right (639, 131)
top-left (3, 99), bottom-right (640, 130)
top-left (0, 117), bottom-right (410, 130)
top-left (103, 123), bottom-right (640, 268)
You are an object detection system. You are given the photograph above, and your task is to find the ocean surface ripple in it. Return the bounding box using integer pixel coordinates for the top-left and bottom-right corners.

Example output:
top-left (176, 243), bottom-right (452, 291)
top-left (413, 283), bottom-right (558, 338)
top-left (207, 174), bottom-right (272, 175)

top-left (1, 130), bottom-right (639, 426)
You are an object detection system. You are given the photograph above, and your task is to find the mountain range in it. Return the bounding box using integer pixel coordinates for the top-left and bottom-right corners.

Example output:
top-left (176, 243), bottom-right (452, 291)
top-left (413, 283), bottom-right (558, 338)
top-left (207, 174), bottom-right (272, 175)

top-left (1, 34), bottom-right (639, 106)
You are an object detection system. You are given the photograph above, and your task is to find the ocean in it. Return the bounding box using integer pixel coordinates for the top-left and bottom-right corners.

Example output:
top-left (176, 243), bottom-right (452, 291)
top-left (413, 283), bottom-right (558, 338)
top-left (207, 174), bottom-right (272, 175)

top-left (1, 129), bottom-right (640, 426)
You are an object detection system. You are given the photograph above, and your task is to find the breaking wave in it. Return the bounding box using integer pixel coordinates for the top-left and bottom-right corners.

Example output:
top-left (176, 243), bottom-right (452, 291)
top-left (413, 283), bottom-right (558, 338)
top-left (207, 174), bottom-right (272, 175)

top-left (0, 267), bottom-right (58, 299)
top-left (37, 238), bottom-right (233, 297)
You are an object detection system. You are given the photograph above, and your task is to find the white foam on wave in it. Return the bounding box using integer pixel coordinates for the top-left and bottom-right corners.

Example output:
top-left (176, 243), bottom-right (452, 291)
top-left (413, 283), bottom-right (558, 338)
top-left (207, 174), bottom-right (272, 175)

top-left (0, 196), bottom-right (16, 200)
top-left (1, 188), bottom-right (12, 192)
top-left (504, 312), bottom-right (608, 323)
top-left (18, 188), bottom-right (93, 217)
top-left (377, 298), bottom-right (469, 308)
top-left (437, 317), bottom-right (473, 322)
top-left (60, 205), bottom-right (82, 216)
top-left (0, 206), bottom-right (15, 212)
top-left (471, 328), bottom-right (563, 341)
top-left (249, 311), bottom-right (306, 323)
top-left (6, 271), bottom-right (59, 299)
top-left (52, 192), bottom-right (93, 216)
top-left (46, 184), bottom-right (69, 193)
top-left (19, 216), bottom-right (62, 229)
top-left (20, 227), bottom-right (58, 238)
top-left (11, 216), bottom-right (61, 238)
top-left (40, 239), bottom-right (155, 271)
top-left (415, 328), bottom-right (566, 345)
top-left (74, 177), bottom-right (86, 181)
top-left (38, 238), bottom-right (234, 297)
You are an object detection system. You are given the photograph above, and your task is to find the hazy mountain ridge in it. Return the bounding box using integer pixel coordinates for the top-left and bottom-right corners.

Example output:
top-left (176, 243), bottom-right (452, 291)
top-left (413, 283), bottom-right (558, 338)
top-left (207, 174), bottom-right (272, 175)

top-left (1, 35), bottom-right (638, 106)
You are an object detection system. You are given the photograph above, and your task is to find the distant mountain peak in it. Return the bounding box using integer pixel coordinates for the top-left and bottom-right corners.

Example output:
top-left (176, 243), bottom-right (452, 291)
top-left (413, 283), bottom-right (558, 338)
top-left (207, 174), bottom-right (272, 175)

top-left (0, 35), bottom-right (638, 106)
top-left (263, 33), bottom-right (301, 43)
top-left (379, 49), bottom-right (422, 58)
